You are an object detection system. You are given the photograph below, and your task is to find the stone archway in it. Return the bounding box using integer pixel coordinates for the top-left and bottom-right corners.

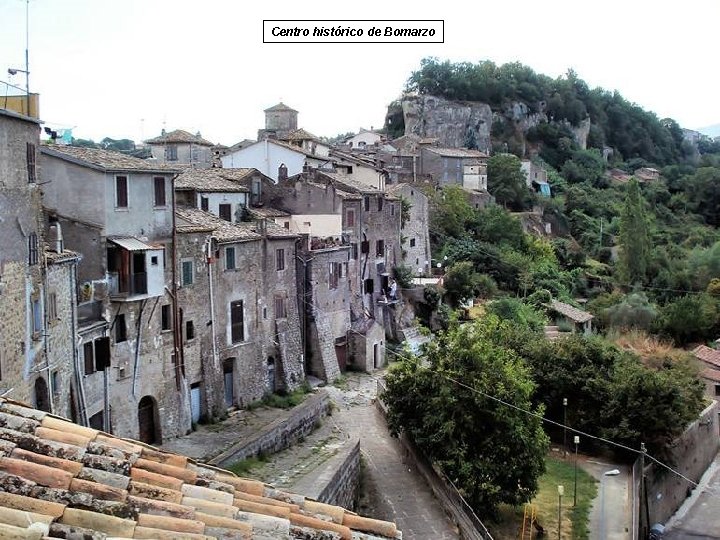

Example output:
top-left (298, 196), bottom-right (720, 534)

top-left (138, 396), bottom-right (159, 444)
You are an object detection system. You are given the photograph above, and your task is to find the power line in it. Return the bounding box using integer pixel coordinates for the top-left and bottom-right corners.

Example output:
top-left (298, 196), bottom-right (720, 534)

top-left (297, 293), bottom-right (709, 491)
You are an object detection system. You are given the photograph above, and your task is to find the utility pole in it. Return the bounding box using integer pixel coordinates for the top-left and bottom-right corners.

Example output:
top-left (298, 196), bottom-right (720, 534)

top-left (573, 435), bottom-right (580, 507)
top-left (641, 442), bottom-right (649, 540)
top-left (25, 0), bottom-right (30, 115)
top-left (557, 485), bottom-right (564, 540)
top-left (563, 397), bottom-right (568, 457)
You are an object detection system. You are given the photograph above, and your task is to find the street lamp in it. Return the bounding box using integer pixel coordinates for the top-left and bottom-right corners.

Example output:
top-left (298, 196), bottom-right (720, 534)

top-left (573, 435), bottom-right (580, 507)
top-left (557, 484), bottom-right (564, 540)
top-left (563, 397), bottom-right (568, 457)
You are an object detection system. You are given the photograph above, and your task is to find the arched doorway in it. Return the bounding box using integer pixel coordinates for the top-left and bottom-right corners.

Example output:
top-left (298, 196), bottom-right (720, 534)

top-left (137, 396), bottom-right (159, 444)
top-left (34, 377), bottom-right (50, 412)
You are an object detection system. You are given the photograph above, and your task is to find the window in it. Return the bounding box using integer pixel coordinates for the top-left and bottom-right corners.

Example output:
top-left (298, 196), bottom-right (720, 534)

top-left (154, 177), bottom-right (166, 207)
top-left (351, 243), bottom-right (358, 260)
top-left (165, 145), bottom-right (178, 161)
top-left (391, 203), bottom-right (395, 216)
top-left (151, 255), bottom-right (158, 266)
top-left (48, 292), bottom-right (58, 320)
top-left (83, 342), bottom-right (95, 375)
top-left (181, 260), bottom-right (193, 286)
top-left (274, 297), bottom-right (286, 319)
top-left (32, 299), bottom-right (42, 334)
top-left (26, 143), bottom-right (36, 183)
top-left (52, 371), bottom-right (60, 396)
top-left (89, 411), bottom-right (104, 430)
top-left (410, 238), bottom-right (416, 247)
top-left (219, 203), bottom-right (232, 222)
top-left (161, 305), bottom-right (171, 331)
top-left (186, 320), bottom-right (195, 340)
top-left (276, 249), bottom-right (285, 271)
top-left (361, 240), bottom-right (369, 254)
top-left (378, 197), bottom-right (383, 212)
top-left (364, 278), bottom-right (374, 295)
top-left (200, 196), bottom-right (209, 211)
top-left (115, 176), bottom-right (128, 208)
top-left (28, 233), bottom-right (38, 265)
top-left (225, 247), bottom-right (236, 270)
top-left (230, 300), bottom-right (244, 343)
top-left (715, 384), bottom-right (720, 397)
top-left (95, 337), bottom-right (110, 371)
top-left (346, 208), bottom-right (355, 227)
top-left (376, 239), bottom-right (385, 257)
top-left (116, 314), bottom-right (127, 342)
top-left (284, 221), bottom-right (290, 229)
top-left (364, 196), bottom-right (370, 211)
top-left (329, 262), bottom-right (341, 289)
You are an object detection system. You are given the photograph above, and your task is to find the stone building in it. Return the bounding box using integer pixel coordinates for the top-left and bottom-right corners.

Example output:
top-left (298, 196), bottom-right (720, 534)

top-left (176, 208), bottom-right (304, 408)
top-left (144, 129), bottom-right (214, 168)
top-left (40, 145), bottom-right (190, 444)
top-left (419, 146), bottom-right (489, 187)
top-left (0, 109), bottom-right (79, 417)
top-left (386, 183), bottom-right (431, 275)
top-left (257, 102), bottom-right (298, 140)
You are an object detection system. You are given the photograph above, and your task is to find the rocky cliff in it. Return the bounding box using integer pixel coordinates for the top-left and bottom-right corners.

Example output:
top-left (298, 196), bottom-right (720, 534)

top-left (397, 94), bottom-right (589, 153)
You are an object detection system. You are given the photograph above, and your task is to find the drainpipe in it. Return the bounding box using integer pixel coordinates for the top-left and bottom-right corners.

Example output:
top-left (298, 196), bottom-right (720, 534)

top-left (69, 260), bottom-right (89, 426)
top-left (41, 253), bottom-right (54, 414)
top-left (206, 236), bottom-right (219, 400)
top-left (130, 299), bottom-right (146, 397)
top-left (170, 173), bottom-right (183, 389)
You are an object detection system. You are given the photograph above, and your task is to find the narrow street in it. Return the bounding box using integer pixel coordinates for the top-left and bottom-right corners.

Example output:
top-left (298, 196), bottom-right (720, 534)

top-left (581, 459), bottom-right (631, 540)
top-left (250, 371), bottom-right (460, 539)
top-left (664, 452), bottom-right (720, 540)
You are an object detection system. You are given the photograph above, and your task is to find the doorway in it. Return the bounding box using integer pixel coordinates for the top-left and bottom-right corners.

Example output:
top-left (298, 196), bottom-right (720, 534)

top-left (138, 396), bottom-right (158, 444)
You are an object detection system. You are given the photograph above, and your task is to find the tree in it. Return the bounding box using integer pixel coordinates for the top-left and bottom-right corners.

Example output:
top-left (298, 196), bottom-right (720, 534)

top-left (618, 179), bottom-right (650, 285)
top-left (605, 292), bottom-right (658, 331)
top-left (383, 316), bottom-right (549, 516)
top-left (443, 261), bottom-right (480, 307)
top-left (656, 294), bottom-right (719, 345)
top-left (487, 153), bottom-right (530, 210)
top-left (474, 205), bottom-right (527, 251)
top-left (430, 185), bottom-right (476, 242)
top-left (561, 149), bottom-right (607, 187)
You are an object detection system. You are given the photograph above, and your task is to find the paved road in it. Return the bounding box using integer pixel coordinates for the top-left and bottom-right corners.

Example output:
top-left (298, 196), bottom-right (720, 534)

top-left (328, 375), bottom-right (459, 539)
top-left (665, 452), bottom-right (720, 540)
top-left (581, 459), bottom-right (631, 540)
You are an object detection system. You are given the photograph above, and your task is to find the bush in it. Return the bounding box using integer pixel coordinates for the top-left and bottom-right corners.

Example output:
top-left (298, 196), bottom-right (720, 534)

top-left (393, 265), bottom-right (414, 289)
top-left (605, 292), bottom-right (658, 331)
top-left (656, 293), bottom-right (720, 345)
top-left (487, 298), bottom-right (547, 331)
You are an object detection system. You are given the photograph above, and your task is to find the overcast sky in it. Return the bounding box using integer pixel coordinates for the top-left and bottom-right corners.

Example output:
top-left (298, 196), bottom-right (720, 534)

top-left (1, 0), bottom-right (718, 145)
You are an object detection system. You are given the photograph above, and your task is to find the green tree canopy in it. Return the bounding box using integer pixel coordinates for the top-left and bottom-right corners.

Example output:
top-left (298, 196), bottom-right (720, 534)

top-left (383, 316), bottom-right (549, 516)
top-left (487, 153), bottom-right (531, 210)
top-left (618, 179), bottom-right (651, 285)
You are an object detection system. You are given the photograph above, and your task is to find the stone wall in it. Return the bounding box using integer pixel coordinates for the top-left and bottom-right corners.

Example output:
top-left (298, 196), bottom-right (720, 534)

top-left (291, 439), bottom-right (360, 510)
top-left (209, 390), bottom-right (330, 467)
top-left (645, 400), bottom-right (720, 527)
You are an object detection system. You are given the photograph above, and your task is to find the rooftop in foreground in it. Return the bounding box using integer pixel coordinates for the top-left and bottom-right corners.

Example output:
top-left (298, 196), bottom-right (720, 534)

top-left (0, 397), bottom-right (399, 539)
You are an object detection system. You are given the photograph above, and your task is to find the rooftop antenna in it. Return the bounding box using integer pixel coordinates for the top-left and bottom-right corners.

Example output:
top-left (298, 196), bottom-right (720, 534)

top-left (7, 0), bottom-right (31, 114)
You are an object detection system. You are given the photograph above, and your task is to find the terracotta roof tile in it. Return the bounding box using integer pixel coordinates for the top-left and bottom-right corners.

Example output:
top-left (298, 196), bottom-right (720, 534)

top-left (692, 345), bottom-right (720, 369)
top-left (423, 146), bottom-right (488, 158)
top-left (0, 396), bottom-right (400, 539)
top-left (263, 102), bottom-right (297, 113)
top-left (546, 300), bottom-right (594, 323)
top-left (145, 130), bottom-right (214, 147)
top-left (176, 208), bottom-right (262, 244)
top-left (175, 168), bottom-right (253, 193)
top-left (41, 145), bottom-right (179, 173)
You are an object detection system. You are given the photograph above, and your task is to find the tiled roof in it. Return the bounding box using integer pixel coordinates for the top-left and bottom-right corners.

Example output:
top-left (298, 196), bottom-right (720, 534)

top-left (318, 172), bottom-right (380, 194)
top-left (44, 248), bottom-right (80, 264)
top-left (546, 300), bottom-right (593, 323)
top-left (271, 140), bottom-right (335, 161)
top-left (246, 207), bottom-right (290, 219)
top-left (41, 145), bottom-right (179, 173)
top-left (176, 169), bottom-right (253, 193)
top-left (264, 102), bottom-right (298, 113)
top-left (0, 397), bottom-right (399, 539)
top-left (701, 367), bottom-right (720, 383)
top-left (423, 147), bottom-right (488, 158)
top-left (176, 208), bottom-right (261, 244)
top-left (692, 345), bottom-right (720, 369)
top-left (145, 130), bottom-right (214, 147)
top-left (281, 129), bottom-right (321, 143)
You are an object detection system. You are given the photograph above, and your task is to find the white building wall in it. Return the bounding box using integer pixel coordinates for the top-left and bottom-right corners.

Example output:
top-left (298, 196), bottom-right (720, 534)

top-left (221, 141), bottom-right (306, 182)
top-left (196, 192), bottom-right (248, 222)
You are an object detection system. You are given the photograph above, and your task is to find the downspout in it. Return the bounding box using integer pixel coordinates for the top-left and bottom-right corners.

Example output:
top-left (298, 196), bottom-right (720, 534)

top-left (130, 299), bottom-right (146, 397)
top-left (69, 260), bottom-right (89, 426)
top-left (41, 253), bottom-right (54, 414)
top-left (206, 237), bottom-right (219, 405)
top-left (170, 173), bottom-right (183, 389)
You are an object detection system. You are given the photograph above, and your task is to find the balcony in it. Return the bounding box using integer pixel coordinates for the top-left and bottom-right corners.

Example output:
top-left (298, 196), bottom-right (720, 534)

top-left (107, 237), bottom-right (165, 302)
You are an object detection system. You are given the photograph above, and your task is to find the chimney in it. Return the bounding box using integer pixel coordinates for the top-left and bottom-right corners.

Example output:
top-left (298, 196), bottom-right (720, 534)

top-left (48, 223), bottom-right (64, 253)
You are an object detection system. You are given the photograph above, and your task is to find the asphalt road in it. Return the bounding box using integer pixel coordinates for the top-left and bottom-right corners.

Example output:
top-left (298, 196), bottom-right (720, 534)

top-left (581, 459), bottom-right (631, 540)
top-left (664, 452), bottom-right (720, 540)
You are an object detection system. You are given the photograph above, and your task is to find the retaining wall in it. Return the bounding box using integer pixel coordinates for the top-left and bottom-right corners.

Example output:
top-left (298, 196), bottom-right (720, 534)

top-left (291, 439), bottom-right (361, 510)
top-left (209, 390), bottom-right (330, 468)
